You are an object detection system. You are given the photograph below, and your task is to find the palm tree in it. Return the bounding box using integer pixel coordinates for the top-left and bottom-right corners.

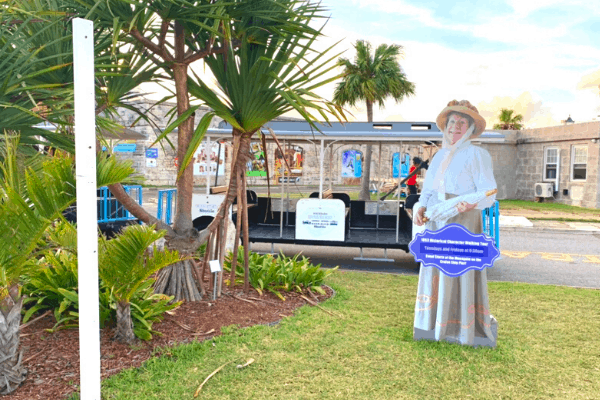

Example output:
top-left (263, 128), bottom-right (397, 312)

top-left (333, 40), bottom-right (416, 200)
top-left (71, 0), bottom-right (346, 299)
top-left (99, 225), bottom-right (183, 343)
top-left (493, 108), bottom-right (524, 130)
top-left (0, 138), bottom-right (135, 394)
top-left (176, 0), bottom-right (346, 295)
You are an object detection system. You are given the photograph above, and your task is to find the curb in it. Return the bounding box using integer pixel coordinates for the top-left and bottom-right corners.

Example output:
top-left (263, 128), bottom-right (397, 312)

top-left (500, 226), bottom-right (600, 235)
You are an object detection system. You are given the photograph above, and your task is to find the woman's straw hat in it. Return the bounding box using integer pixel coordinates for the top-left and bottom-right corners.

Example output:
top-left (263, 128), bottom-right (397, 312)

top-left (436, 100), bottom-right (486, 138)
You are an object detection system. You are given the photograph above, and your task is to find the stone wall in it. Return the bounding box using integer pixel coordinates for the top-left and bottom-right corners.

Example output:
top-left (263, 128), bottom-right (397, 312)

top-left (476, 130), bottom-right (518, 200)
top-left (514, 122), bottom-right (600, 208)
top-left (109, 100), bottom-right (600, 208)
top-left (112, 100), bottom-right (225, 187)
top-left (243, 142), bottom-right (427, 190)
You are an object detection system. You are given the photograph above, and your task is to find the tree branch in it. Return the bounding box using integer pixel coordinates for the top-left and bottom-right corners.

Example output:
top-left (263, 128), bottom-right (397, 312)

top-left (184, 38), bottom-right (241, 64)
top-left (158, 19), bottom-right (169, 51)
top-left (129, 28), bottom-right (174, 62)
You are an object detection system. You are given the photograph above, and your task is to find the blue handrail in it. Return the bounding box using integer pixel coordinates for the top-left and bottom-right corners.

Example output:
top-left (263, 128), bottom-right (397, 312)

top-left (482, 200), bottom-right (500, 249)
top-left (97, 185), bottom-right (142, 223)
top-left (157, 189), bottom-right (177, 225)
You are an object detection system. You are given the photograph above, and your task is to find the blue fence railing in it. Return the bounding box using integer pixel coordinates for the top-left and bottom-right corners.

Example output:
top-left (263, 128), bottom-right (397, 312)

top-left (157, 189), bottom-right (177, 225)
top-left (97, 185), bottom-right (143, 224)
top-left (482, 200), bottom-right (500, 249)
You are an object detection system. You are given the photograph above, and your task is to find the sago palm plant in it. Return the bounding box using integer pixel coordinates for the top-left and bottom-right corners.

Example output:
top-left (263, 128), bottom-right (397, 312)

top-left (99, 224), bottom-right (184, 344)
top-left (0, 140), bottom-right (135, 393)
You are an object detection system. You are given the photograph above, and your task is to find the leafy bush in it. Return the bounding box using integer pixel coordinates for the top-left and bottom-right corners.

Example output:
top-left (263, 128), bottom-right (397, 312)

top-left (21, 222), bottom-right (181, 340)
top-left (223, 247), bottom-right (336, 299)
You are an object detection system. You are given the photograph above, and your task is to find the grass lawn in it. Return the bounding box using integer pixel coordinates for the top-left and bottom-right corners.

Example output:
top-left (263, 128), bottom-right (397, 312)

top-left (103, 272), bottom-right (600, 399)
top-left (498, 199), bottom-right (600, 215)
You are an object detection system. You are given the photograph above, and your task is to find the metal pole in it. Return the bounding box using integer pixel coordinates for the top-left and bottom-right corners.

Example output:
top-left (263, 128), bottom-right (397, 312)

top-left (73, 18), bottom-right (101, 400)
top-left (206, 135), bottom-right (211, 195)
top-left (280, 161), bottom-right (284, 238)
top-left (319, 139), bottom-right (325, 199)
top-left (396, 142), bottom-right (402, 243)
top-left (285, 140), bottom-right (289, 227)
top-left (214, 141), bottom-right (221, 187)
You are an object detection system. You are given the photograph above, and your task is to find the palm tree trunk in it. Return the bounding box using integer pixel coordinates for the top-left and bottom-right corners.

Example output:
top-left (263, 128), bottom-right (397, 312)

top-left (114, 301), bottom-right (136, 344)
top-left (0, 288), bottom-right (27, 394)
top-left (172, 21), bottom-right (195, 233)
top-left (359, 100), bottom-right (374, 200)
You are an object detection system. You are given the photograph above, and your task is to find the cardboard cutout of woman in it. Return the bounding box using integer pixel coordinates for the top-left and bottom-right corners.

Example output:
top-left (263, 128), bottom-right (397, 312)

top-left (413, 100), bottom-right (498, 348)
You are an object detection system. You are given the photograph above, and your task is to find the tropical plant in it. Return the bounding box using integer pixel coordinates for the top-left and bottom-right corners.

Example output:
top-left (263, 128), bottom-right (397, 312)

top-left (333, 40), bottom-right (416, 200)
top-left (0, 3), bottom-right (75, 157)
top-left (98, 224), bottom-right (184, 343)
top-left (24, 221), bottom-right (183, 342)
top-left (224, 248), bottom-right (336, 300)
top-left (3, 0), bottom-right (161, 153)
top-left (0, 140), bottom-right (135, 393)
top-left (62, 0), bottom-right (347, 301)
top-left (493, 108), bottom-right (524, 130)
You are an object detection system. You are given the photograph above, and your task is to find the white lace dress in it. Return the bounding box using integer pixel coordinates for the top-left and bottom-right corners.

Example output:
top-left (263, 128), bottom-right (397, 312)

top-left (413, 142), bottom-right (498, 348)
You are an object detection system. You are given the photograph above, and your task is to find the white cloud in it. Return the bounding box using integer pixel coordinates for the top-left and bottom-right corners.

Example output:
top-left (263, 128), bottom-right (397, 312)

top-left (137, 2), bottom-right (600, 129)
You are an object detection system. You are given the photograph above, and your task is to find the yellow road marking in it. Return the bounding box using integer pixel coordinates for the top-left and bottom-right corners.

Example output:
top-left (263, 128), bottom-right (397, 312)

top-left (500, 251), bottom-right (600, 264)
top-left (582, 255), bottom-right (600, 263)
top-left (539, 253), bottom-right (575, 262)
top-left (500, 251), bottom-right (531, 259)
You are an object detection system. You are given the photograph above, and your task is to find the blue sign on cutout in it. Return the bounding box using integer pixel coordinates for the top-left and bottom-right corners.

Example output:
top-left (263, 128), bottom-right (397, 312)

top-left (409, 223), bottom-right (500, 277)
top-left (146, 148), bottom-right (158, 158)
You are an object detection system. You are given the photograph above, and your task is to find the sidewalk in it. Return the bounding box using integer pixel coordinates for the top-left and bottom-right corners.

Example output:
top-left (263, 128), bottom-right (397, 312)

top-left (500, 209), bottom-right (600, 232)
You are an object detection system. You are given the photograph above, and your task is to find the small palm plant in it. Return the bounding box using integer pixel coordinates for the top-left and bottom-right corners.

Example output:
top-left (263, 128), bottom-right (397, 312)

top-left (98, 225), bottom-right (184, 344)
top-left (0, 135), bottom-right (135, 393)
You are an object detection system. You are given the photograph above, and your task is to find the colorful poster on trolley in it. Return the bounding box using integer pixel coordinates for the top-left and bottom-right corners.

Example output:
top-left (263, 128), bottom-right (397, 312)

top-left (193, 142), bottom-right (226, 176)
top-left (392, 152), bottom-right (410, 178)
top-left (247, 141), bottom-right (267, 177)
top-left (341, 150), bottom-right (362, 178)
top-left (274, 145), bottom-right (304, 184)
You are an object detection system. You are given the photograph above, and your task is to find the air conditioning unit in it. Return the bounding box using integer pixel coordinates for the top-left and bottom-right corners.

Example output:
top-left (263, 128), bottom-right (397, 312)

top-left (534, 182), bottom-right (554, 198)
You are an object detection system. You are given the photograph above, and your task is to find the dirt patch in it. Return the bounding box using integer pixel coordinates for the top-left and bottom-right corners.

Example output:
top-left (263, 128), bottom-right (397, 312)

top-left (8, 286), bottom-right (333, 400)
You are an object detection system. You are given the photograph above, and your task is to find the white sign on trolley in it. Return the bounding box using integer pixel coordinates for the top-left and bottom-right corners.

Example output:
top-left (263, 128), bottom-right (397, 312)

top-left (295, 198), bottom-right (345, 241)
top-left (192, 194), bottom-right (232, 220)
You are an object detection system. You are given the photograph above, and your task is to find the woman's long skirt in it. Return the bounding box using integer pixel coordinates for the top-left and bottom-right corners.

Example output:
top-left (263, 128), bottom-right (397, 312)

top-left (413, 196), bottom-right (498, 348)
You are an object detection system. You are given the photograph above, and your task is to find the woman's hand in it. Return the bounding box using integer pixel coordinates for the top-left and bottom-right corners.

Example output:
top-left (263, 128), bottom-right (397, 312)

top-left (456, 201), bottom-right (477, 213)
top-left (414, 206), bottom-right (426, 226)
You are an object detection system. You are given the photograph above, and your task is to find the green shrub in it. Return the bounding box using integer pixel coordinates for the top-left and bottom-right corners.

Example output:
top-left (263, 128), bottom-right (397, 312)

top-left (21, 222), bottom-right (181, 340)
top-left (223, 247), bottom-right (336, 299)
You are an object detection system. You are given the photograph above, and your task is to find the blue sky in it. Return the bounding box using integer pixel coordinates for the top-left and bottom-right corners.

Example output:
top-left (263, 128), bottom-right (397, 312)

top-left (307, 0), bottom-right (600, 128)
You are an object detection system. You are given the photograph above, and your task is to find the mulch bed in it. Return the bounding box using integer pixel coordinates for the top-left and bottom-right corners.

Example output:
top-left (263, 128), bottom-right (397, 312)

top-left (9, 286), bottom-right (334, 400)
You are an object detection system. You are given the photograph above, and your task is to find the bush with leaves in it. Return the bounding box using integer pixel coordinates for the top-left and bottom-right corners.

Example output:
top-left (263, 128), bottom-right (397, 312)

top-left (224, 248), bottom-right (336, 300)
top-left (22, 221), bottom-right (183, 342)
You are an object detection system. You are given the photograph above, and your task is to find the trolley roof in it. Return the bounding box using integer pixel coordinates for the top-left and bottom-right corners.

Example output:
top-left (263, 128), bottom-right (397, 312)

top-left (207, 121), bottom-right (506, 143)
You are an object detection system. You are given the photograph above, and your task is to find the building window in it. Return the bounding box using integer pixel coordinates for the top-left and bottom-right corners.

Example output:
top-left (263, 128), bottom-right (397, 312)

top-left (543, 147), bottom-right (559, 181)
top-left (571, 145), bottom-right (587, 181)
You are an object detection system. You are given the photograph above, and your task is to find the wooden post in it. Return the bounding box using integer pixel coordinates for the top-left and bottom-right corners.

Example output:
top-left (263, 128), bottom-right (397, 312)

top-left (73, 18), bottom-right (101, 400)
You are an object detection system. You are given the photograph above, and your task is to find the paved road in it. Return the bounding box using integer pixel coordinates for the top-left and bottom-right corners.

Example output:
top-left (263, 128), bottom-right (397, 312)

top-left (250, 228), bottom-right (600, 289)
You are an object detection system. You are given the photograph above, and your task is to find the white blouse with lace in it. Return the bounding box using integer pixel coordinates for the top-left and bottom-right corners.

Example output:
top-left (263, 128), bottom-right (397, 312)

top-left (418, 142), bottom-right (497, 210)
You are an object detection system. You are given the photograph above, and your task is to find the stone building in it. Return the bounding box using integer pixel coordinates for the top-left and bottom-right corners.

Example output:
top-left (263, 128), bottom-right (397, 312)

top-left (512, 121), bottom-right (600, 208)
top-left (111, 100), bottom-right (600, 208)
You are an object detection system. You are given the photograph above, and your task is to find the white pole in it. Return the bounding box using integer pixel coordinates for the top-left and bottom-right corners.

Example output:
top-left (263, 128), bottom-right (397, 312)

top-left (73, 18), bottom-right (101, 400)
top-left (206, 135), bottom-right (211, 195)
top-left (319, 139), bottom-right (324, 199)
